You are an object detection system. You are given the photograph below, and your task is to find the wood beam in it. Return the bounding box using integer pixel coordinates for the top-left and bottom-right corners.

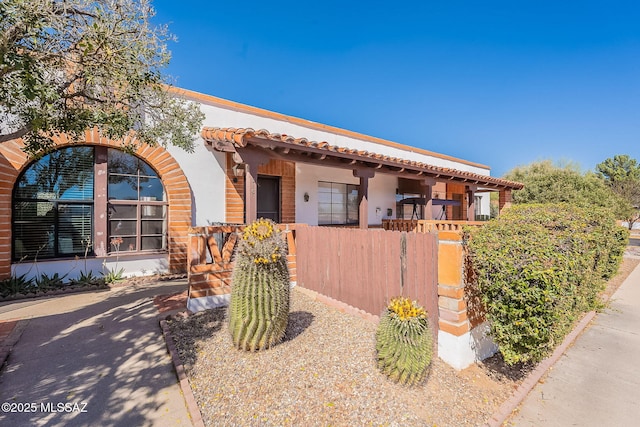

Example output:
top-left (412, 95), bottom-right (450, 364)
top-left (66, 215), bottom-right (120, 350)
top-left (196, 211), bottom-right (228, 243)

top-left (467, 186), bottom-right (476, 221)
top-left (358, 175), bottom-right (370, 229)
top-left (353, 168), bottom-right (376, 179)
top-left (222, 137), bottom-right (520, 191)
top-left (211, 140), bottom-right (236, 153)
top-left (352, 169), bottom-right (375, 229)
top-left (234, 147), bottom-right (271, 224)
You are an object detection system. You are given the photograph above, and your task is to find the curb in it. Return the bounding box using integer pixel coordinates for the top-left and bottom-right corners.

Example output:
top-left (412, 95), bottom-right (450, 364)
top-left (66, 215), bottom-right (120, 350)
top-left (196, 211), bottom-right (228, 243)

top-left (0, 285), bottom-right (109, 304)
top-left (0, 319), bottom-right (30, 369)
top-left (159, 317), bottom-right (206, 427)
top-left (485, 310), bottom-right (597, 427)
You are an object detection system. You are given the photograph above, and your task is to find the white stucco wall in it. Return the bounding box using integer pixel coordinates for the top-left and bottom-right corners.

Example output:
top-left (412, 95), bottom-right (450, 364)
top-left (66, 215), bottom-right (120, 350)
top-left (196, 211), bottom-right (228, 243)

top-left (295, 163), bottom-right (397, 226)
top-left (438, 322), bottom-right (498, 370)
top-left (12, 254), bottom-right (170, 282)
top-left (477, 192), bottom-right (491, 218)
top-left (191, 98), bottom-right (492, 177)
top-left (166, 136), bottom-right (227, 226)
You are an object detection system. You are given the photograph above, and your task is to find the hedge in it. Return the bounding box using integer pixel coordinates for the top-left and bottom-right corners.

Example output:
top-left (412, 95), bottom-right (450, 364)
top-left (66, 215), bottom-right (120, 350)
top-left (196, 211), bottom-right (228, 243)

top-left (466, 203), bottom-right (629, 365)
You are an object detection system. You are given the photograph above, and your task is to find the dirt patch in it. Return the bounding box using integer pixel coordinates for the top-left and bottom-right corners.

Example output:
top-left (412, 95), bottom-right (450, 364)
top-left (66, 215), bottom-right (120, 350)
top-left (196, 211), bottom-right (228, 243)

top-left (167, 290), bottom-right (518, 427)
top-left (162, 249), bottom-right (639, 426)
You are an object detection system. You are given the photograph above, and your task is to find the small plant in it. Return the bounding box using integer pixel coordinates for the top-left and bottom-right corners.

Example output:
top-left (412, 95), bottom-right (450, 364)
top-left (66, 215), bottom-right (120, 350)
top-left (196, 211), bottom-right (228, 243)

top-left (35, 272), bottom-right (67, 291)
top-left (103, 267), bottom-right (125, 284)
top-left (0, 274), bottom-right (35, 298)
top-left (70, 271), bottom-right (104, 287)
top-left (102, 237), bottom-right (126, 284)
top-left (229, 218), bottom-right (290, 351)
top-left (375, 296), bottom-right (433, 386)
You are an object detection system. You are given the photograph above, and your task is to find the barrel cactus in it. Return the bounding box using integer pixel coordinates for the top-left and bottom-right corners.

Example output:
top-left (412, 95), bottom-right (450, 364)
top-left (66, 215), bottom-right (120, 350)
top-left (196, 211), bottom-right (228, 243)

top-left (375, 296), bottom-right (433, 385)
top-left (229, 218), bottom-right (290, 351)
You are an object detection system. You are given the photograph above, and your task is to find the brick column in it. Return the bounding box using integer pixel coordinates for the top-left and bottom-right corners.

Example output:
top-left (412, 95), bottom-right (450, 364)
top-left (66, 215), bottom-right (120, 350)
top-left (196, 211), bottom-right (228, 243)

top-left (437, 229), bottom-right (497, 370)
top-left (437, 231), bottom-right (470, 337)
top-left (499, 189), bottom-right (512, 213)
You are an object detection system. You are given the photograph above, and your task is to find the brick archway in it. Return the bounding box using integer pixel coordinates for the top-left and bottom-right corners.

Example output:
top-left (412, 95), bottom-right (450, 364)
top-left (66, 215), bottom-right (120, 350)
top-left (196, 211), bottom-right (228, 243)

top-left (0, 129), bottom-right (192, 278)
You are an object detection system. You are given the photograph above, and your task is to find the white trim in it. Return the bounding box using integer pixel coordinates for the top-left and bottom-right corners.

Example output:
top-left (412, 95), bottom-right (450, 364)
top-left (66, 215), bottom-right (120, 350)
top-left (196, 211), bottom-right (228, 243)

top-left (187, 294), bottom-right (231, 312)
top-left (438, 321), bottom-right (497, 370)
top-left (187, 281), bottom-right (297, 313)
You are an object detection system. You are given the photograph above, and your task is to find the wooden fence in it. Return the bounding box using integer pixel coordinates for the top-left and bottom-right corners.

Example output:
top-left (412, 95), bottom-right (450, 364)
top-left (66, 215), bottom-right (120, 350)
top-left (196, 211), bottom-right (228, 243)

top-left (295, 226), bottom-right (439, 339)
top-left (382, 219), bottom-right (485, 232)
top-left (188, 224), bottom-right (298, 300)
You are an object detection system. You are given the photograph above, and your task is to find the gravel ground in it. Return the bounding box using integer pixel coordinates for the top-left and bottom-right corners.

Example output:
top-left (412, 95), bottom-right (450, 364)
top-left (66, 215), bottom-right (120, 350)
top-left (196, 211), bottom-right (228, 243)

top-left (166, 254), bottom-right (639, 427)
top-left (167, 288), bottom-right (518, 427)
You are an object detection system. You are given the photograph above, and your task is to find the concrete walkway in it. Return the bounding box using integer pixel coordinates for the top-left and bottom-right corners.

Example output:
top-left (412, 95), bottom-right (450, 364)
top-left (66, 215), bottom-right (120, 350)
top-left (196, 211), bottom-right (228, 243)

top-left (510, 258), bottom-right (640, 426)
top-left (0, 281), bottom-right (192, 427)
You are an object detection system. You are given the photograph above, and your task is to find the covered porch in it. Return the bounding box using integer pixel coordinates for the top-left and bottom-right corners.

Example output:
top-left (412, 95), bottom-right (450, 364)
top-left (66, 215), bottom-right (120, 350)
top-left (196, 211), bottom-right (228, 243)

top-left (201, 127), bottom-right (524, 228)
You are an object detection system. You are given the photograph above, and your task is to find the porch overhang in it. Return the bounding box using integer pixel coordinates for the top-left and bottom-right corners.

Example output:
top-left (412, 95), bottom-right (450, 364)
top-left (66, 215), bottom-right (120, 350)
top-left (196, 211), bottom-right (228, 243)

top-left (202, 127), bottom-right (523, 190)
top-left (202, 126), bottom-right (523, 224)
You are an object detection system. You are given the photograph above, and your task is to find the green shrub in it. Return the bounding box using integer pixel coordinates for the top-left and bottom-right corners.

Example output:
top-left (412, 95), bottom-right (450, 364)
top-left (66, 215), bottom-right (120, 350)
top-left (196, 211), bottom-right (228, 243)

top-left (229, 218), bottom-right (290, 352)
top-left (103, 267), bottom-right (125, 284)
top-left (70, 270), bottom-right (105, 287)
top-left (0, 274), bottom-right (34, 298)
top-left (375, 297), bottom-right (433, 386)
top-left (35, 272), bottom-right (67, 291)
top-left (466, 203), bottom-right (629, 365)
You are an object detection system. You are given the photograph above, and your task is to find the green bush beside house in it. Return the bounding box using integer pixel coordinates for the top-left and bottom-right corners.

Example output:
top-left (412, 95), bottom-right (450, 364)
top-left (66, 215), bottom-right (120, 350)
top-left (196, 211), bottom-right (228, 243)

top-left (466, 203), bottom-right (629, 365)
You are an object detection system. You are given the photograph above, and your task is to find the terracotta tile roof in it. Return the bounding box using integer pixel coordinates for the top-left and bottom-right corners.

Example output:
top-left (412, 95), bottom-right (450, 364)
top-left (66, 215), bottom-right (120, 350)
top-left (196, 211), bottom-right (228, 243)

top-left (201, 127), bottom-right (523, 190)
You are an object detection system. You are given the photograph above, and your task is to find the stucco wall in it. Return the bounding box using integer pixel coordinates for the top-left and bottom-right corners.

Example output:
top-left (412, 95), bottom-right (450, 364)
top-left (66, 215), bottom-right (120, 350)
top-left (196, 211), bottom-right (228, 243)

top-left (190, 98), bottom-right (493, 176)
top-left (166, 142), bottom-right (227, 225)
top-left (295, 163), bottom-right (397, 226)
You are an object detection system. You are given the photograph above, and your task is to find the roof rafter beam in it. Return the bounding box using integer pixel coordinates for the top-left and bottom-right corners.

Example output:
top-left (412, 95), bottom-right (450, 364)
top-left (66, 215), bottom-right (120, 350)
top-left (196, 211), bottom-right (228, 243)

top-left (217, 134), bottom-right (524, 190)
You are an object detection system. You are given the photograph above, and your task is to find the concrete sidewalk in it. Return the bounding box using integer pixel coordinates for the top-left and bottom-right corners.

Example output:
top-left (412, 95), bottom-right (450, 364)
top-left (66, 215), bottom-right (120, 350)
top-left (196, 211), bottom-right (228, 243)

top-left (0, 281), bottom-right (193, 427)
top-left (509, 260), bottom-right (640, 426)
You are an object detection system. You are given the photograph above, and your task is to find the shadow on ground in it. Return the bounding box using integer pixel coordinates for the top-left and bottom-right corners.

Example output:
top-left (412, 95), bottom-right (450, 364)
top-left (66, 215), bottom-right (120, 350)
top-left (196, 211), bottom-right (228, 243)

top-left (0, 282), bottom-right (190, 427)
top-left (479, 352), bottom-right (534, 382)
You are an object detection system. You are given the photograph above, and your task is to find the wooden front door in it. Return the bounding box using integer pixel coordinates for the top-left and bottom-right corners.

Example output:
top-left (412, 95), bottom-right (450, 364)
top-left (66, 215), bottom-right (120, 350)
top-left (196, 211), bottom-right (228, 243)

top-left (257, 175), bottom-right (280, 223)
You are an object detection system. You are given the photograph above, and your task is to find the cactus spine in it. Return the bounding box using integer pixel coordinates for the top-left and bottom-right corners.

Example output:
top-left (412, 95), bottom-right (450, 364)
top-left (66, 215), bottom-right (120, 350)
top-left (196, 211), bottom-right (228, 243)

top-left (229, 218), bottom-right (290, 351)
top-left (376, 296), bottom-right (433, 386)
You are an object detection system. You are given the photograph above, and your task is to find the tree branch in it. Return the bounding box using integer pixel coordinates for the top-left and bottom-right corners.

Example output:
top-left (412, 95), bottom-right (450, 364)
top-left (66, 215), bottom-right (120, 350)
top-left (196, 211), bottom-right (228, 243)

top-left (0, 126), bottom-right (31, 143)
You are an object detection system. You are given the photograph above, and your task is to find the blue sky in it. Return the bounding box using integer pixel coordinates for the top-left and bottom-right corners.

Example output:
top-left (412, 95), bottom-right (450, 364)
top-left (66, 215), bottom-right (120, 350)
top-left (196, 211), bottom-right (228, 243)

top-left (152, 1), bottom-right (639, 177)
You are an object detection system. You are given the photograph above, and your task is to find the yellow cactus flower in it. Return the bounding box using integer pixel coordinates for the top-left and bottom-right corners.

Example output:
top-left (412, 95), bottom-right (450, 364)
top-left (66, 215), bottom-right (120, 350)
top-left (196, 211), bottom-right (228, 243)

top-left (387, 296), bottom-right (426, 321)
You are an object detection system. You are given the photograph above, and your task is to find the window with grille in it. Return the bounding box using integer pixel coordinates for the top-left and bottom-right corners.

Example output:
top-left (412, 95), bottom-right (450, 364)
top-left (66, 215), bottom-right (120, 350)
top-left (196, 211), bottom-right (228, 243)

top-left (107, 148), bottom-right (166, 253)
top-left (318, 181), bottom-right (359, 225)
top-left (12, 146), bottom-right (167, 261)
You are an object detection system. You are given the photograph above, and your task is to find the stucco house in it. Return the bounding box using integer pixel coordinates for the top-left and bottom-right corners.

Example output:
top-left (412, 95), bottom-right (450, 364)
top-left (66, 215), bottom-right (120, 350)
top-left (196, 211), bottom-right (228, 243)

top-left (1, 88), bottom-right (522, 283)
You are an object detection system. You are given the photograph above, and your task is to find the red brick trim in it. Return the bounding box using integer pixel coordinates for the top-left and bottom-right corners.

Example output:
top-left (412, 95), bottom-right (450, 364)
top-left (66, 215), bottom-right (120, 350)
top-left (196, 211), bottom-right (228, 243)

top-left (225, 154), bottom-right (296, 224)
top-left (159, 318), bottom-right (206, 427)
top-left (0, 130), bottom-right (192, 278)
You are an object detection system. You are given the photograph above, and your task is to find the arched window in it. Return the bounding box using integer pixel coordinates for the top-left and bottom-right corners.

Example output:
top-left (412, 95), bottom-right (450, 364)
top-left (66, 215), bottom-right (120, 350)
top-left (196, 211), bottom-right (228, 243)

top-left (12, 146), bottom-right (167, 261)
top-left (107, 148), bottom-right (166, 253)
